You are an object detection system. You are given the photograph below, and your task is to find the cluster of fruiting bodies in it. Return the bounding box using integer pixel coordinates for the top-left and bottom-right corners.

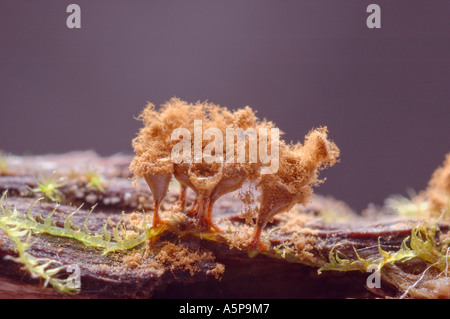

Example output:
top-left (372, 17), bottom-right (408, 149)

top-left (130, 98), bottom-right (339, 250)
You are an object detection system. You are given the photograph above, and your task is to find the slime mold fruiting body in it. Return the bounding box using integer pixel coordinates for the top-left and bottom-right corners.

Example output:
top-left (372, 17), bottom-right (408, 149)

top-left (130, 98), bottom-right (339, 249)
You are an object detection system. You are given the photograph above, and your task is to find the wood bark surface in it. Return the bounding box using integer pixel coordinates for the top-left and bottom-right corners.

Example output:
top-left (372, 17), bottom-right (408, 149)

top-left (0, 151), bottom-right (447, 298)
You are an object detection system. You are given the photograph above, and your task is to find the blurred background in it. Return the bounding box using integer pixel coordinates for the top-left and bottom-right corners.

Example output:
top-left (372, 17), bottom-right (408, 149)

top-left (0, 0), bottom-right (449, 211)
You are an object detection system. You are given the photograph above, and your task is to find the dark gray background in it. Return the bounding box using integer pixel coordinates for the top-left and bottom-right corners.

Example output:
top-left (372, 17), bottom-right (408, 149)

top-left (1, 1), bottom-right (449, 211)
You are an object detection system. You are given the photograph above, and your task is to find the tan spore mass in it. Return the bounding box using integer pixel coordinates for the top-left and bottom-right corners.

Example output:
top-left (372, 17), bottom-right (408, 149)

top-left (426, 153), bottom-right (450, 216)
top-left (155, 242), bottom-right (224, 278)
top-left (249, 127), bottom-right (340, 249)
top-left (129, 98), bottom-right (340, 249)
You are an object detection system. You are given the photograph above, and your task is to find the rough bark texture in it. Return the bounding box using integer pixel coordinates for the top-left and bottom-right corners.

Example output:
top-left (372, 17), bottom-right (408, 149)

top-left (0, 152), bottom-right (447, 298)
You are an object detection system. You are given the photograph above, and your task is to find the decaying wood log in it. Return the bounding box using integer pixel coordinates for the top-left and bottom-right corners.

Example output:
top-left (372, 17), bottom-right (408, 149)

top-left (0, 152), bottom-right (448, 298)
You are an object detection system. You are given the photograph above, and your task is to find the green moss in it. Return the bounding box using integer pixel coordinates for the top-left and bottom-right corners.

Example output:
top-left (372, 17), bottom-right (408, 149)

top-left (409, 220), bottom-right (450, 272)
top-left (319, 221), bottom-right (449, 275)
top-left (385, 194), bottom-right (427, 218)
top-left (0, 196), bottom-right (80, 294)
top-left (0, 191), bottom-right (166, 256)
top-left (385, 193), bottom-right (449, 221)
top-left (31, 173), bottom-right (65, 202)
top-left (85, 170), bottom-right (106, 193)
top-left (273, 242), bottom-right (294, 259)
